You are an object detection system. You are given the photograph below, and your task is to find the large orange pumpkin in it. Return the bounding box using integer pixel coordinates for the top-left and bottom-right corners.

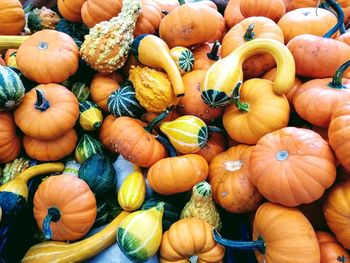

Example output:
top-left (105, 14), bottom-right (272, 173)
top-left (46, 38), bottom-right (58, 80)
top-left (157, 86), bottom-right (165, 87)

top-left (16, 30), bottom-right (79, 84)
top-left (316, 231), bottom-right (350, 263)
top-left (57, 0), bottom-right (86, 22)
top-left (224, 0), bottom-right (245, 29)
top-left (240, 0), bottom-right (286, 22)
top-left (98, 114), bottom-right (117, 153)
top-left (0, 112), bottom-right (21, 163)
top-left (250, 127), bottom-right (337, 207)
top-left (0, 0), bottom-right (25, 35)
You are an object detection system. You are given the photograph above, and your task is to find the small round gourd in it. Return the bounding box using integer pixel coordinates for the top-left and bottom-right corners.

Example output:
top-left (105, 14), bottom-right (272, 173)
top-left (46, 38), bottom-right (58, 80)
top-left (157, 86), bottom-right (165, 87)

top-left (0, 66), bottom-right (25, 111)
top-left (75, 134), bottom-right (105, 163)
top-left (79, 100), bottom-right (103, 131)
top-left (169, 46), bottom-right (194, 75)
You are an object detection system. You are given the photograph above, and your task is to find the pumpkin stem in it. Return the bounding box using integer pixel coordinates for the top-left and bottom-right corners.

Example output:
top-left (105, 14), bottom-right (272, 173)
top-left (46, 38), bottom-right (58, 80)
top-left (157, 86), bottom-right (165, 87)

top-left (323, 0), bottom-right (344, 38)
top-left (23, 3), bottom-right (34, 13)
top-left (161, 10), bottom-right (169, 15)
top-left (178, 0), bottom-right (186, 5)
top-left (329, 59), bottom-right (350, 89)
top-left (213, 228), bottom-right (266, 254)
top-left (207, 41), bottom-right (220, 61)
top-left (337, 255), bottom-right (347, 262)
top-left (319, 2), bottom-right (347, 33)
top-left (35, 89), bottom-right (50, 111)
top-left (155, 135), bottom-right (177, 157)
top-left (208, 126), bottom-right (224, 133)
top-left (145, 106), bottom-right (175, 132)
top-left (43, 207), bottom-right (61, 240)
top-left (243, 24), bottom-right (255, 41)
top-left (232, 81), bottom-right (250, 113)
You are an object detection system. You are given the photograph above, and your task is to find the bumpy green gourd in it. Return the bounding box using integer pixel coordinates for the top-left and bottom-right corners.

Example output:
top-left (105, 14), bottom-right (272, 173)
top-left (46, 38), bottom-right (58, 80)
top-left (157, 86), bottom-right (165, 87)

top-left (28, 7), bottom-right (61, 33)
top-left (1, 157), bottom-right (30, 186)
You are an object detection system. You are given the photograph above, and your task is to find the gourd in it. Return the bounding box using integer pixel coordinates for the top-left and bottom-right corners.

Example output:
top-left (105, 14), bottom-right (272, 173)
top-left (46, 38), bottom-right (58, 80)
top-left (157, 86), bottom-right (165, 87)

top-left (71, 82), bottom-right (90, 101)
top-left (117, 202), bottom-right (164, 262)
top-left (0, 66), bottom-right (25, 111)
top-left (180, 181), bottom-right (221, 230)
top-left (113, 155), bottom-right (140, 192)
top-left (78, 154), bottom-right (115, 197)
top-left (224, 0), bottom-right (244, 28)
top-left (0, 158), bottom-right (30, 186)
top-left (57, 0), bottom-right (86, 22)
top-left (169, 46), bottom-right (194, 75)
top-left (98, 115), bottom-right (117, 153)
top-left (55, 19), bottom-right (90, 47)
top-left (0, 0), bottom-right (25, 35)
top-left (80, 0), bottom-right (142, 73)
top-left (28, 7), bottom-right (61, 33)
top-left (0, 112), bottom-right (21, 164)
top-left (63, 159), bottom-right (80, 176)
top-left (22, 211), bottom-right (130, 263)
top-left (240, 0), bottom-right (286, 22)
top-left (0, 36), bottom-right (30, 50)
top-left (316, 231), bottom-right (350, 263)
top-left (75, 134), bottom-right (105, 164)
top-left (79, 100), bottom-right (103, 131)
top-left (4, 49), bottom-right (18, 69)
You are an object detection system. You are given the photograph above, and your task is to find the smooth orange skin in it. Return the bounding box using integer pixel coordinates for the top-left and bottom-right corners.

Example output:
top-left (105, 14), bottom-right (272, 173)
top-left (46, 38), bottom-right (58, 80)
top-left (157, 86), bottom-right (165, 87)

top-left (192, 43), bottom-right (221, 71)
top-left (0, 112), bottom-right (21, 163)
top-left (153, 0), bottom-right (179, 16)
top-left (0, 0), bottom-right (25, 35)
top-left (316, 231), bottom-right (350, 263)
top-left (98, 114), bottom-right (117, 153)
top-left (240, 0), bottom-right (286, 22)
top-left (224, 0), bottom-right (245, 29)
top-left (197, 132), bottom-right (226, 163)
top-left (57, 0), bottom-right (86, 22)
top-left (337, 31), bottom-right (350, 46)
top-left (134, 0), bottom-right (162, 37)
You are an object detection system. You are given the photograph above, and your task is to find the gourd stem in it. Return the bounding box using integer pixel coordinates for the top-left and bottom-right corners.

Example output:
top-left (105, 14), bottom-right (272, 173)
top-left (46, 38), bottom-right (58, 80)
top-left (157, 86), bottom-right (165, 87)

top-left (329, 59), bottom-right (350, 88)
top-left (161, 10), bottom-right (169, 15)
top-left (207, 41), bottom-right (220, 61)
top-left (213, 229), bottom-right (266, 254)
top-left (319, 2), bottom-right (347, 34)
top-left (178, 0), bottom-right (186, 5)
top-left (35, 89), bottom-right (50, 111)
top-left (43, 207), bottom-right (61, 240)
top-left (243, 24), bottom-right (255, 41)
top-left (23, 4), bottom-right (33, 13)
top-left (208, 126), bottom-right (224, 133)
top-left (323, 0), bottom-right (344, 38)
top-left (337, 255), bottom-right (347, 262)
top-left (232, 81), bottom-right (250, 113)
top-left (145, 106), bottom-right (174, 132)
top-left (155, 135), bottom-right (177, 157)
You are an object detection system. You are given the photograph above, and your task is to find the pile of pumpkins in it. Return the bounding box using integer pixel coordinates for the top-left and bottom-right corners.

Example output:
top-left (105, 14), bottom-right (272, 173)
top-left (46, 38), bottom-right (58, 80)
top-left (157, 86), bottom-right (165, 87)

top-left (1, 0), bottom-right (350, 262)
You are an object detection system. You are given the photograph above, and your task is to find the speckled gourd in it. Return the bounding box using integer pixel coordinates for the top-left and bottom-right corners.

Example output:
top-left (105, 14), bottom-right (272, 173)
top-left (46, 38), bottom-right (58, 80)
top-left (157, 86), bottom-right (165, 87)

top-left (80, 0), bottom-right (142, 73)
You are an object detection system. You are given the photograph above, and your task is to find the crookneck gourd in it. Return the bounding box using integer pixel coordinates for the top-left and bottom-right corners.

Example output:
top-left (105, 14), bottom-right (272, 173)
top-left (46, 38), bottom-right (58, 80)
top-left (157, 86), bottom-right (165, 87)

top-left (80, 0), bottom-right (142, 73)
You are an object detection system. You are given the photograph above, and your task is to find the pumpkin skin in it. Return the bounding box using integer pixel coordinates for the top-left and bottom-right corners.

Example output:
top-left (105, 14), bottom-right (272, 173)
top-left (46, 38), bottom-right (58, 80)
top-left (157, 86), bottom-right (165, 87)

top-left (250, 127), bottom-right (336, 207)
top-left (192, 42), bottom-right (221, 71)
top-left (98, 114), bottom-right (117, 153)
top-left (153, 0), bottom-right (179, 16)
top-left (209, 145), bottom-right (262, 214)
top-left (0, 112), bottom-right (21, 164)
top-left (14, 84), bottom-right (79, 140)
top-left (33, 174), bottom-right (97, 241)
top-left (316, 231), bottom-right (350, 263)
top-left (160, 218), bottom-right (225, 262)
top-left (0, 0), bottom-right (25, 35)
top-left (224, 0), bottom-right (245, 28)
top-left (197, 132), bottom-right (226, 163)
top-left (159, 1), bottom-right (226, 48)
top-left (221, 16), bottom-right (284, 78)
top-left (16, 30), bottom-right (79, 84)
top-left (57, 0), bottom-right (86, 22)
top-left (134, 0), bottom-right (162, 37)
top-left (240, 0), bottom-right (286, 22)
top-left (23, 129), bottom-right (78, 162)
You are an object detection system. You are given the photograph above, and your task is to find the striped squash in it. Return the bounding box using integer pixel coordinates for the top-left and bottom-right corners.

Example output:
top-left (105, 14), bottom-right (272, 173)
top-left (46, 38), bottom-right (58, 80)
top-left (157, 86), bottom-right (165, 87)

top-left (79, 101), bottom-right (103, 131)
top-left (107, 83), bottom-right (144, 118)
top-left (160, 115), bottom-right (209, 154)
top-left (0, 65), bottom-right (25, 111)
top-left (117, 165), bottom-right (146, 211)
top-left (117, 202), bottom-right (164, 262)
top-left (72, 82), bottom-right (90, 101)
top-left (75, 134), bottom-right (105, 163)
top-left (169, 46), bottom-right (194, 75)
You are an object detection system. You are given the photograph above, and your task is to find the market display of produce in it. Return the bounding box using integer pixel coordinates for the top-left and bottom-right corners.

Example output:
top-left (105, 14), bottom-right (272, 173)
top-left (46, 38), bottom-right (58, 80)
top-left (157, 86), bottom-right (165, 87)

top-left (1, 0), bottom-right (350, 262)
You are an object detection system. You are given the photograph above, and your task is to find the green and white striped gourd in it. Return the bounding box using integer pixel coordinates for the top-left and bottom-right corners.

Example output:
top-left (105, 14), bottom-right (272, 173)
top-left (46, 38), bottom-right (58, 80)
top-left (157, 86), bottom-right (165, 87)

top-left (169, 46), bottom-right (194, 75)
top-left (79, 101), bottom-right (103, 131)
top-left (75, 134), bottom-right (105, 163)
top-left (63, 159), bottom-right (81, 176)
top-left (107, 83), bottom-right (144, 118)
top-left (0, 66), bottom-right (25, 111)
top-left (72, 82), bottom-right (90, 101)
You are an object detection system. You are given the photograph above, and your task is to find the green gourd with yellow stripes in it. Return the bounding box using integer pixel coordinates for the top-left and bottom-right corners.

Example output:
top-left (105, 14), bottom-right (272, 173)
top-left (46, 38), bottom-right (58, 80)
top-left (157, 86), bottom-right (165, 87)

top-left (75, 134), bottom-right (105, 164)
top-left (79, 101), bottom-right (103, 131)
top-left (117, 202), bottom-right (164, 262)
top-left (169, 46), bottom-right (194, 75)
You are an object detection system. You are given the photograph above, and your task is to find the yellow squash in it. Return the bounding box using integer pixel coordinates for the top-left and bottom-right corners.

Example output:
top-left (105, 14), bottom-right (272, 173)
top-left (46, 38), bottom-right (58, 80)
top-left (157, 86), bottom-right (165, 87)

top-left (0, 36), bottom-right (30, 50)
top-left (79, 101), bottom-right (103, 131)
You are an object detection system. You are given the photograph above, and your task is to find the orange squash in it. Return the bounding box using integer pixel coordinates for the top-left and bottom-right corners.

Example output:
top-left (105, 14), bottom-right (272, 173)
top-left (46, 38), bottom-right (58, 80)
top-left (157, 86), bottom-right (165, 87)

top-left (224, 0), bottom-right (245, 29)
top-left (98, 114), bottom-right (117, 153)
top-left (197, 132), bottom-right (226, 163)
top-left (192, 42), bottom-right (221, 71)
top-left (0, 112), bottom-right (21, 163)
top-left (0, 0), bottom-right (25, 35)
top-left (153, 0), bottom-right (179, 15)
top-left (240, 0), bottom-right (286, 22)
top-left (57, 0), bottom-right (86, 22)
top-left (316, 231), bottom-right (350, 263)
top-left (134, 0), bottom-right (162, 36)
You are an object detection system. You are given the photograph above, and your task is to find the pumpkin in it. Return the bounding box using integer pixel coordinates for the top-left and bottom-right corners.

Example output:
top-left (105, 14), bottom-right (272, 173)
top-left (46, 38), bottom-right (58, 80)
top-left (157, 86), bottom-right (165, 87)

top-left (134, 0), bottom-right (162, 37)
top-left (240, 0), bottom-right (286, 22)
top-left (223, 79), bottom-right (290, 145)
top-left (14, 84), bottom-right (79, 140)
top-left (57, 0), bottom-right (86, 22)
top-left (0, 66), bottom-right (25, 111)
top-left (0, 0), bottom-right (25, 35)
top-left (75, 134), bottom-right (105, 164)
top-left (278, 7), bottom-right (338, 44)
top-left (329, 102), bottom-right (350, 171)
top-left (71, 82), bottom-right (90, 101)
top-left (79, 100), bottom-right (103, 131)
top-left (169, 46), bottom-right (194, 75)
top-left (160, 217), bottom-right (225, 262)
top-left (159, 0), bottom-right (226, 48)
top-left (221, 16), bottom-right (284, 78)
top-left (4, 49), bottom-right (18, 69)
top-left (209, 145), bottom-right (262, 213)
top-left (192, 42), bottom-right (221, 70)
top-left (336, 31), bottom-right (350, 46)
top-left (90, 72), bottom-right (123, 112)
top-left (179, 70), bottom-right (223, 123)
top-left (316, 231), bottom-right (350, 263)
top-left (224, 0), bottom-right (245, 28)
top-left (98, 114), bottom-right (117, 153)
top-left (250, 127), bottom-right (336, 207)
top-left (213, 202), bottom-right (320, 263)
top-left (0, 112), bottom-right (21, 164)
top-left (23, 129), bottom-right (78, 161)
top-left (197, 132), bottom-right (226, 163)
top-left (78, 154), bottom-right (115, 197)
top-left (141, 110), bottom-right (182, 128)
top-left (0, 57), bottom-right (5, 66)
top-left (323, 180), bottom-right (350, 249)
top-left (16, 30), bottom-right (79, 84)
top-left (55, 18), bottom-right (90, 47)
top-left (28, 6), bottom-right (61, 33)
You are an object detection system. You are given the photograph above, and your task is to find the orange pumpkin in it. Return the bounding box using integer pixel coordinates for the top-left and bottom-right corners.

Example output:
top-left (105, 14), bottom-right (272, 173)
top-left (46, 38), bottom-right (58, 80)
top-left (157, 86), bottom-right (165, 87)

top-left (337, 31), bottom-right (350, 46)
top-left (57, 0), bottom-right (86, 22)
top-left (159, 1), bottom-right (225, 48)
top-left (250, 127), bottom-right (336, 207)
top-left (224, 0), bottom-right (245, 29)
top-left (14, 84), bottom-right (79, 140)
top-left (23, 130), bottom-right (78, 162)
top-left (0, 0), bottom-right (25, 35)
top-left (239, 0), bottom-right (286, 22)
top-left (16, 30), bottom-right (79, 84)
top-left (0, 112), bottom-right (21, 163)
top-left (221, 16), bottom-right (284, 78)
top-left (4, 49), bottom-right (18, 69)
top-left (98, 114), bottom-right (117, 153)
top-left (197, 132), bottom-right (226, 163)
top-left (0, 57), bottom-right (5, 66)
top-left (316, 231), bottom-right (350, 263)
top-left (209, 145), bottom-right (262, 213)
top-left (141, 109), bottom-right (181, 126)
top-left (192, 42), bottom-right (221, 71)
top-left (153, 0), bottom-right (179, 16)
top-left (33, 174), bottom-right (97, 241)
top-left (134, 0), bottom-right (162, 37)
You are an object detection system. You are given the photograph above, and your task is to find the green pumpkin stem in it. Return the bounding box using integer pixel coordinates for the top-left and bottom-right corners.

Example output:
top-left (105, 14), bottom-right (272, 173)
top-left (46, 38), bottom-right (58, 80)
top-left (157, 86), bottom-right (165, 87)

top-left (232, 81), bottom-right (249, 113)
top-left (208, 126), bottom-right (224, 133)
top-left (43, 207), bottom-right (61, 240)
top-left (213, 228), bottom-right (266, 254)
top-left (328, 60), bottom-right (350, 89)
top-left (243, 24), bottom-right (255, 41)
top-left (23, 3), bottom-right (34, 13)
top-left (155, 135), bottom-right (177, 157)
top-left (337, 255), bottom-right (347, 262)
top-left (35, 89), bottom-right (50, 111)
top-left (207, 41), bottom-right (220, 61)
top-left (319, 2), bottom-right (347, 34)
top-left (145, 106), bottom-right (175, 132)
top-left (178, 0), bottom-right (186, 5)
top-left (323, 0), bottom-right (344, 38)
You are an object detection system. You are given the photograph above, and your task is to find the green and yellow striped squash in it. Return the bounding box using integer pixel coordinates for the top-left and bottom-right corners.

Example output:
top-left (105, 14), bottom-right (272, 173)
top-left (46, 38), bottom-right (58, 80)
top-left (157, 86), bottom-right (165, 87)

top-left (79, 101), bottom-right (103, 131)
top-left (160, 115), bottom-right (209, 154)
top-left (72, 82), bottom-right (90, 101)
top-left (117, 202), bottom-right (164, 262)
top-left (0, 65), bottom-right (25, 111)
top-left (75, 134), bottom-right (105, 164)
top-left (117, 165), bottom-right (146, 211)
top-left (169, 46), bottom-right (194, 75)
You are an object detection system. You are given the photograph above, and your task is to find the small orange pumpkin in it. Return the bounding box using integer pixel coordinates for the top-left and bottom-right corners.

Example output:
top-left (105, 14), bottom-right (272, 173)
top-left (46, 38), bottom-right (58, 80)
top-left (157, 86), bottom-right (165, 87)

top-left (192, 42), bottom-right (221, 71)
top-left (0, 0), bottom-right (25, 35)
top-left (0, 112), bottom-right (21, 164)
top-left (153, 0), bottom-right (180, 16)
top-left (57, 0), bottom-right (86, 22)
top-left (240, 0), bottom-right (286, 22)
top-left (98, 114), bottom-right (117, 153)
top-left (224, 0), bottom-right (245, 29)
top-left (134, 0), bottom-right (162, 37)
top-left (316, 231), bottom-right (350, 263)
top-left (197, 132), bottom-right (226, 163)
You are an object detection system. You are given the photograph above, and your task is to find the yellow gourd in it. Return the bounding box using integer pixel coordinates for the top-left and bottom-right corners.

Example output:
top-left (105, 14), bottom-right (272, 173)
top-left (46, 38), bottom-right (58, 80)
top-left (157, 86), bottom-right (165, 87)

top-left (0, 36), bottom-right (29, 50)
top-left (79, 101), bottom-right (103, 131)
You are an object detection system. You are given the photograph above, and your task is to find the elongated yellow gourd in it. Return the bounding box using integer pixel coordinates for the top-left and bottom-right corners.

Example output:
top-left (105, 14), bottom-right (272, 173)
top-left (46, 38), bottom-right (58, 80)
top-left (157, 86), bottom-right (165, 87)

top-left (201, 38), bottom-right (295, 108)
top-left (118, 165), bottom-right (146, 211)
top-left (0, 36), bottom-right (30, 50)
top-left (131, 34), bottom-right (185, 97)
top-left (22, 211), bottom-right (130, 263)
